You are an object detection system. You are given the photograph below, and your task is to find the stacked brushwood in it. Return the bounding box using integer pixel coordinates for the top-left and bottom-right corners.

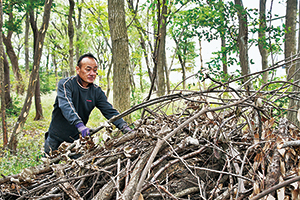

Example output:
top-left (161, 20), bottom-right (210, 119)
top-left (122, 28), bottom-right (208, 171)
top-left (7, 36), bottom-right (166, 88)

top-left (2, 68), bottom-right (300, 199)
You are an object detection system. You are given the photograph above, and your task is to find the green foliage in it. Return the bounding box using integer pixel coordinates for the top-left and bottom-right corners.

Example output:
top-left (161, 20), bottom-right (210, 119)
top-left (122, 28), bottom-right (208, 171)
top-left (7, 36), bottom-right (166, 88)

top-left (26, 0), bottom-right (46, 11)
top-left (200, 59), bottom-right (240, 83)
top-left (3, 1), bottom-right (23, 34)
top-left (86, 108), bottom-right (107, 128)
top-left (252, 73), bottom-right (290, 117)
top-left (39, 72), bottom-right (57, 94)
top-left (5, 94), bottom-right (23, 117)
top-left (2, 0), bottom-right (46, 35)
top-left (249, 12), bottom-right (285, 55)
top-left (3, 17), bottom-right (22, 34)
top-left (0, 133), bottom-right (44, 176)
top-left (97, 69), bottom-right (108, 88)
top-left (168, 8), bottom-right (201, 76)
top-left (130, 80), bottom-right (151, 122)
top-left (130, 90), bottom-right (144, 122)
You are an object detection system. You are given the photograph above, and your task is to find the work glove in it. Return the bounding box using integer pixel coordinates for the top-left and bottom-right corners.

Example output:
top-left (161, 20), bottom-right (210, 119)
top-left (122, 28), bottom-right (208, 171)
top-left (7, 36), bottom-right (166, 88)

top-left (75, 122), bottom-right (90, 137)
top-left (122, 124), bottom-right (133, 134)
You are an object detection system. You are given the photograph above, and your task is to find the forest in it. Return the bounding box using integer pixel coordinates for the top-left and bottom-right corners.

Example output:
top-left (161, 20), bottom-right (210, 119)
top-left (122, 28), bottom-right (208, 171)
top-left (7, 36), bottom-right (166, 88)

top-left (1, 0), bottom-right (300, 199)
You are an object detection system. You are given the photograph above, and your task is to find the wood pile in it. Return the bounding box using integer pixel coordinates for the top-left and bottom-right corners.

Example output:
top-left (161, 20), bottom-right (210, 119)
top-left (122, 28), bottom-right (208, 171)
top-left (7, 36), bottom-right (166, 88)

top-left (2, 71), bottom-right (300, 200)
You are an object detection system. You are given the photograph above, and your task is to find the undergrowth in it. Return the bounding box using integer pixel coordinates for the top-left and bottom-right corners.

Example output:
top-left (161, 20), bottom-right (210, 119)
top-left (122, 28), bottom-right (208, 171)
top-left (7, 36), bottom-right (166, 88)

top-left (0, 132), bottom-right (44, 176)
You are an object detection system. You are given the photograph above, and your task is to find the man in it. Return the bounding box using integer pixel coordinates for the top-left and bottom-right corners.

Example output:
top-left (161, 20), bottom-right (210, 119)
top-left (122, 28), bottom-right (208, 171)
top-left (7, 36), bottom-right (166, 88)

top-left (44, 53), bottom-right (132, 155)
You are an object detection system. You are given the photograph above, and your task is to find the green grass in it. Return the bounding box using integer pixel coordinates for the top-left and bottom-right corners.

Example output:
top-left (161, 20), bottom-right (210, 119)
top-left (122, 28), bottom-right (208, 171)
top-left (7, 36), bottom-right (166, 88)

top-left (0, 132), bottom-right (44, 176)
top-left (0, 92), bottom-right (55, 176)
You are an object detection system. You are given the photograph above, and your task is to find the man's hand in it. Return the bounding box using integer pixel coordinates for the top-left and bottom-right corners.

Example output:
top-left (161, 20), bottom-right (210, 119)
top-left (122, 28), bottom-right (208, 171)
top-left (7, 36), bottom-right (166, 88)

top-left (75, 122), bottom-right (90, 137)
top-left (122, 124), bottom-right (133, 134)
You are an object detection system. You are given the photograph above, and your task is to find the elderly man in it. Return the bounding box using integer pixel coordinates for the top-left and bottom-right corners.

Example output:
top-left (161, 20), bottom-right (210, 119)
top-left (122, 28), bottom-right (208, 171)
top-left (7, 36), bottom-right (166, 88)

top-left (44, 53), bottom-right (131, 155)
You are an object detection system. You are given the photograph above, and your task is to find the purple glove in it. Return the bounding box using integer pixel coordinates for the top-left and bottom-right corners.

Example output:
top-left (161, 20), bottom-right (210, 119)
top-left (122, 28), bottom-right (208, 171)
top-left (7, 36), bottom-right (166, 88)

top-left (75, 122), bottom-right (90, 137)
top-left (122, 124), bottom-right (133, 134)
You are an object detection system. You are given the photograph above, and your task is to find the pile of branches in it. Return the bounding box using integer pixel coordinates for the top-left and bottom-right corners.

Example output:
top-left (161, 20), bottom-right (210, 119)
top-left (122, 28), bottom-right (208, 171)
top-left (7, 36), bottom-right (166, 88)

top-left (2, 68), bottom-right (300, 200)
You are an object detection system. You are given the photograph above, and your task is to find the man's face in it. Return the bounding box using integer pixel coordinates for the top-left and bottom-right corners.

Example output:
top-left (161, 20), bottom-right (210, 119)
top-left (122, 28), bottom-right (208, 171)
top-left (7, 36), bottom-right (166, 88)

top-left (76, 57), bottom-right (98, 87)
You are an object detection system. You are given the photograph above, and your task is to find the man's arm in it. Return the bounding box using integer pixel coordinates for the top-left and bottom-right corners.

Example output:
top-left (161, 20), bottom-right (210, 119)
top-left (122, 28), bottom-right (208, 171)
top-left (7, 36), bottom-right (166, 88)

top-left (56, 78), bottom-right (82, 126)
top-left (57, 78), bottom-right (91, 137)
top-left (95, 88), bottom-right (128, 130)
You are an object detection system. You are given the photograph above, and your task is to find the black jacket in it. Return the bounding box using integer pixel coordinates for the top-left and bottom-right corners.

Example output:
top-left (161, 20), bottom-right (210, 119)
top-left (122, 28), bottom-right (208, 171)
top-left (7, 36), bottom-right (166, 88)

top-left (48, 75), bottom-right (126, 143)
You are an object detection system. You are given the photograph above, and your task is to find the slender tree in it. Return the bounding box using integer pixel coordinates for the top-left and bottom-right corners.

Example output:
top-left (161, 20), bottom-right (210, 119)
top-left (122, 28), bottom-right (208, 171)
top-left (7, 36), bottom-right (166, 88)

top-left (8, 0), bottom-right (53, 151)
top-left (172, 35), bottom-right (197, 89)
top-left (126, 1), bottom-right (154, 88)
top-left (234, 0), bottom-right (250, 89)
top-left (0, 0), bottom-right (8, 148)
top-left (75, 0), bottom-right (82, 61)
top-left (31, 3), bottom-right (45, 121)
top-left (2, 1), bottom-right (25, 94)
top-left (52, 48), bottom-right (58, 87)
top-left (85, 1), bottom-right (112, 95)
top-left (108, 0), bottom-right (131, 122)
top-left (219, 0), bottom-right (228, 75)
top-left (287, 0), bottom-right (299, 126)
top-left (3, 50), bottom-right (11, 107)
top-left (34, 77), bottom-right (43, 120)
top-left (68, 0), bottom-right (75, 75)
top-left (156, 0), bottom-right (167, 96)
top-left (258, 0), bottom-right (268, 83)
top-left (25, 12), bottom-right (30, 75)
top-left (285, 0), bottom-right (297, 80)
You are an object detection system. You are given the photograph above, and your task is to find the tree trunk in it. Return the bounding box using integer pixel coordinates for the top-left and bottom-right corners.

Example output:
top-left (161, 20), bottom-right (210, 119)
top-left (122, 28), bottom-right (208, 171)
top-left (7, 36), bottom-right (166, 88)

top-left (157, 0), bottom-right (167, 96)
top-left (139, 63), bottom-right (144, 92)
top-left (285, 0), bottom-right (297, 80)
top-left (106, 58), bottom-right (112, 98)
top-left (3, 48), bottom-right (12, 108)
top-left (76, 0), bottom-right (82, 62)
top-left (234, 0), bottom-right (251, 89)
top-left (46, 48), bottom-right (50, 86)
top-left (0, 0), bottom-right (8, 148)
top-left (140, 34), bottom-right (153, 85)
top-left (52, 50), bottom-right (58, 87)
top-left (219, 0), bottom-right (227, 76)
top-left (221, 36), bottom-right (227, 75)
top-left (258, 0), bottom-right (268, 83)
top-left (2, 4), bottom-right (24, 95)
top-left (68, 0), bottom-right (75, 76)
top-left (130, 64), bottom-right (135, 94)
top-left (34, 74), bottom-right (43, 120)
top-left (2, 33), bottom-right (24, 95)
top-left (25, 12), bottom-right (30, 75)
top-left (108, 0), bottom-right (131, 122)
top-left (173, 35), bottom-right (187, 90)
top-left (287, 0), bottom-right (299, 127)
top-left (178, 54), bottom-right (186, 89)
top-left (164, 56), bottom-right (170, 94)
top-left (8, 0), bottom-right (53, 152)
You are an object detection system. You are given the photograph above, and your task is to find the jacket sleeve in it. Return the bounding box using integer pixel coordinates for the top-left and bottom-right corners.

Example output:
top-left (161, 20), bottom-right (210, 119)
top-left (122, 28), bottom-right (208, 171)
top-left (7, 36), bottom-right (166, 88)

top-left (95, 88), bottom-right (126, 129)
top-left (57, 78), bottom-right (82, 126)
